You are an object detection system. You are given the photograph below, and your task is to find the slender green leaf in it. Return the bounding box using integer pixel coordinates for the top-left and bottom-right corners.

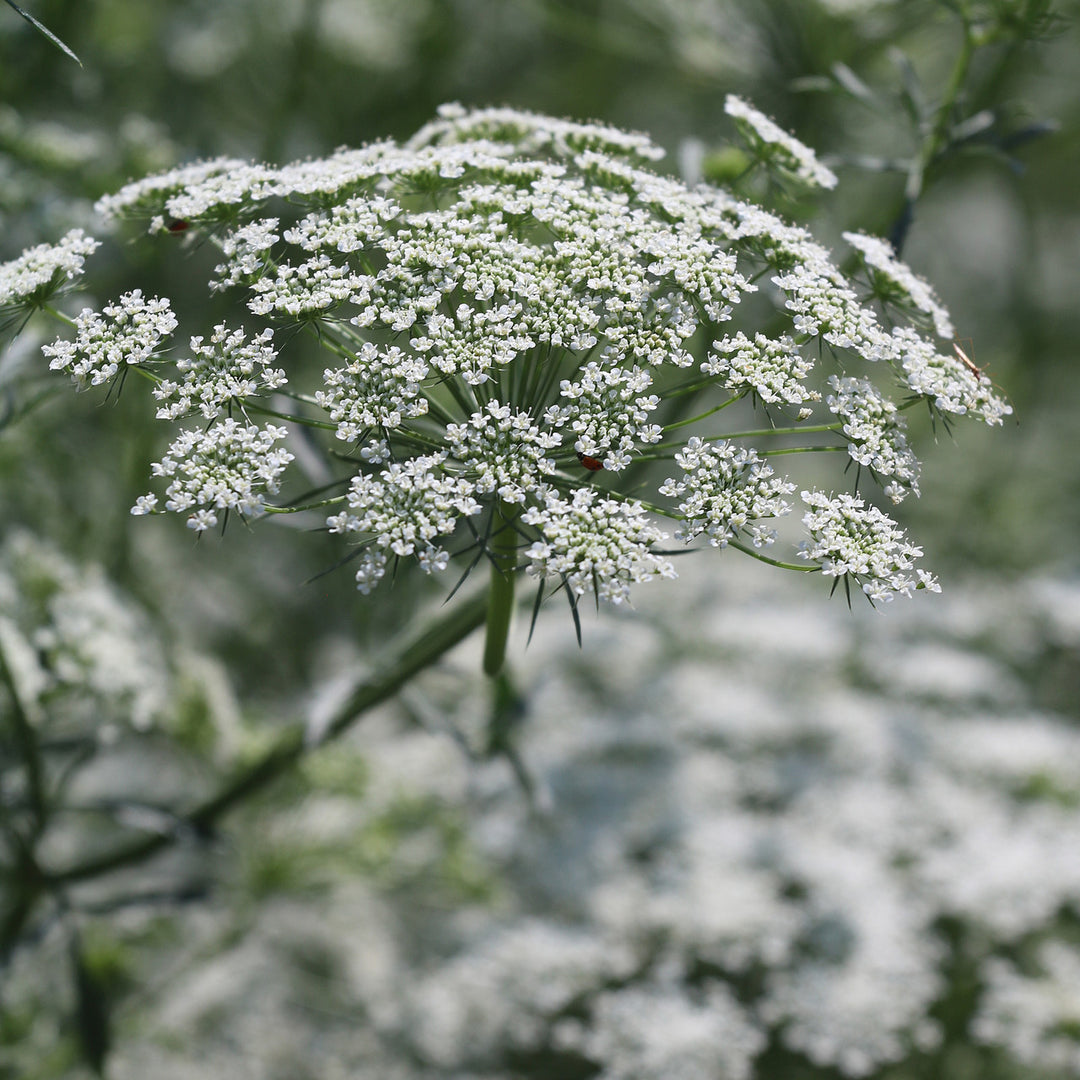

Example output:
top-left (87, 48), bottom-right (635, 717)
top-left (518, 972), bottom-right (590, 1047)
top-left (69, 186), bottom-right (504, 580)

top-left (4, 0), bottom-right (82, 65)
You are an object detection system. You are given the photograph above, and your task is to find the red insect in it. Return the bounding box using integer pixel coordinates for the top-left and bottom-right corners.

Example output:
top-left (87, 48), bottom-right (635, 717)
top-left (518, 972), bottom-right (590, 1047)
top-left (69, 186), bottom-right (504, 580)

top-left (166, 219), bottom-right (190, 233)
top-left (577, 451), bottom-right (604, 472)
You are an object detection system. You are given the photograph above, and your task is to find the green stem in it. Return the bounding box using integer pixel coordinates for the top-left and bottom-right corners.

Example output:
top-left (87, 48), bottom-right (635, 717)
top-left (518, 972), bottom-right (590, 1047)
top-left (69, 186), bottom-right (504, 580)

top-left (727, 422), bottom-right (843, 438)
top-left (243, 400), bottom-right (336, 429)
top-left (662, 395), bottom-right (739, 432)
top-left (761, 445), bottom-right (848, 457)
top-left (482, 500), bottom-right (519, 677)
top-left (728, 539), bottom-right (816, 572)
top-left (45, 591), bottom-right (488, 887)
top-left (42, 304), bottom-right (76, 328)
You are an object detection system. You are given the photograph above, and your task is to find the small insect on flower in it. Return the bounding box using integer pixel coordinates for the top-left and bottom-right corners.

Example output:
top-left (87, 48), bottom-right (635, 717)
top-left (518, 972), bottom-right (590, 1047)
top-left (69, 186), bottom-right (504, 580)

top-left (953, 341), bottom-right (983, 377)
top-left (166, 220), bottom-right (190, 234)
top-left (577, 451), bottom-right (605, 472)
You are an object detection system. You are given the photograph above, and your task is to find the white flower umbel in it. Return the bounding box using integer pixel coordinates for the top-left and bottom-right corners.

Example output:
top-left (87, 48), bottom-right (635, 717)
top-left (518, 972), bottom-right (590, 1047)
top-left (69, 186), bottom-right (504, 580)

top-left (316, 342), bottom-right (429, 439)
top-left (660, 437), bottom-right (795, 548)
top-left (446, 401), bottom-right (561, 504)
top-left (826, 375), bottom-right (920, 500)
top-left (522, 488), bottom-right (674, 604)
top-left (40, 104), bottom-right (1010, 667)
top-left (798, 490), bottom-right (939, 601)
top-left (973, 944), bottom-right (1080, 1074)
top-left (724, 94), bottom-right (838, 190)
top-left (153, 323), bottom-right (286, 420)
top-left (562, 981), bottom-right (766, 1080)
top-left (844, 231), bottom-right (955, 339)
top-left (43, 290), bottom-right (177, 389)
top-left (893, 327), bottom-right (1011, 425)
top-left (326, 453), bottom-right (483, 592)
top-left (0, 229), bottom-right (100, 311)
top-left (705, 332), bottom-right (820, 407)
top-left (139, 418), bottom-right (294, 531)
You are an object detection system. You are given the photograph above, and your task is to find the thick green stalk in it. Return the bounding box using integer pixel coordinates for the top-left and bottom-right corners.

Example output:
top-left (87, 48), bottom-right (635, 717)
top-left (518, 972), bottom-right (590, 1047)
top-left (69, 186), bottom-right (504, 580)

top-left (483, 500), bottom-right (519, 677)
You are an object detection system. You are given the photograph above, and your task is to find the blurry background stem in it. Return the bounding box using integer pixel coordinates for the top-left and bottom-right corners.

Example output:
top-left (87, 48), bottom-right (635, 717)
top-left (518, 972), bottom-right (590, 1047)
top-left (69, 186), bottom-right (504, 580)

top-left (891, 8), bottom-right (976, 253)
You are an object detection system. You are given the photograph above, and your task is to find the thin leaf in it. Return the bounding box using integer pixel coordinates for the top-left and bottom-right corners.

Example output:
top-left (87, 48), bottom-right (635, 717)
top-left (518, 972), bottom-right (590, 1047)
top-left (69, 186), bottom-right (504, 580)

top-left (561, 574), bottom-right (582, 648)
top-left (950, 109), bottom-right (996, 143)
top-left (442, 542), bottom-right (488, 605)
top-left (831, 62), bottom-right (878, 108)
top-left (999, 119), bottom-right (1059, 150)
top-left (789, 75), bottom-right (837, 95)
top-left (4, 0), bottom-right (82, 65)
top-left (889, 48), bottom-right (925, 128)
top-left (526, 576), bottom-right (545, 647)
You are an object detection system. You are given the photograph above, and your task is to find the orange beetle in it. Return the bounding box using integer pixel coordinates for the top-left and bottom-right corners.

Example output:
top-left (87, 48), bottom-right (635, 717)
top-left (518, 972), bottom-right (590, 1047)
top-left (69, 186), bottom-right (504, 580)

top-left (576, 451), bottom-right (604, 472)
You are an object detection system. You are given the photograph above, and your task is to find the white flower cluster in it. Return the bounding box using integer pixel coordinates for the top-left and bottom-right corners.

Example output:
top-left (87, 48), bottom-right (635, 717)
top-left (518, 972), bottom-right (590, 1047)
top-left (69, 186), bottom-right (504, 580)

top-left (660, 437), bottom-right (795, 547)
top-left (799, 489), bottom-right (939, 600)
top-left (521, 488), bottom-right (675, 603)
top-left (48, 570), bottom-right (1080, 1080)
top-left (724, 94), bottom-right (839, 189)
top-left (705, 331), bottom-right (819, 407)
top-left (153, 323), bottom-right (286, 420)
top-left (894, 326), bottom-right (1011, 424)
top-left (137, 418), bottom-right (294, 531)
top-left (446, 401), bottom-right (562, 504)
top-left (0, 228), bottom-right (100, 309)
top-left (0, 529), bottom-right (171, 732)
top-left (844, 230), bottom-right (955, 338)
top-left (558, 981), bottom-right (766, 1080)
top-left (54, 104), bottom-right (1008, 601)
top-left (401, 920), bottom-right (637, 1069)
top-left (42, 290), bottom-right (177, 389)
top-left (326, 454), bottom-right (482, 591)
top-left (316, 342), bottom-right (429, 439)
top-left (826, 374), bottom-right (920, 500)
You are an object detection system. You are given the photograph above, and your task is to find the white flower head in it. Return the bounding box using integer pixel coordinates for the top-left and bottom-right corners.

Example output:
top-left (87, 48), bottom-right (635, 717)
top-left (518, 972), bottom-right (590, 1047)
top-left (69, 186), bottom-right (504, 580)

top-left (798, 490), bottom-right (939, 602)
top-left (826, 375), bottom-right (920, 500)
top-left (0, 229), bottom-right (100, 310)
top-left (154, 323), bottom-right (285, 420)
top-left (725, 94), bottom-right (838, 190)
top-left (660, 437), bottom-right (795, 548)
top-left (844, 231), bottom-right (955, 339)
top-left (49, 105), bottom-right (1008, 619)
top-left (143, 418), bottom-right (294, 530)
top-left (43, 290), bottom-right (177, 389)
top-left (521, 488), bottom-right (675, 605)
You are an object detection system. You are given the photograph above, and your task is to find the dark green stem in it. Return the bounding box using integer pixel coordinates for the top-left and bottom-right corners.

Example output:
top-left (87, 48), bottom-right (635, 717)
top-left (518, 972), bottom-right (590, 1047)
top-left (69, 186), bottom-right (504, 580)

top-left (892, 13), bottom-right (977, 252)
top-left (483, 501), bottom-right (519, 677)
